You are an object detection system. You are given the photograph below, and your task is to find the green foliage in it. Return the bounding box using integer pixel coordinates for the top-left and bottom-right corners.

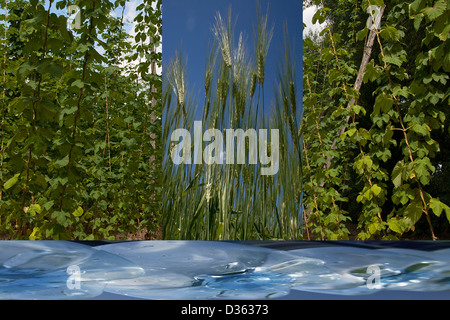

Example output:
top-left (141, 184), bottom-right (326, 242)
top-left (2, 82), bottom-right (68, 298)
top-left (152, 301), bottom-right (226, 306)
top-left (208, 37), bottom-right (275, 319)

top-left (0, 0), bottom-right (162, 239)
top-left (302, 0), bottom-right (449, 240)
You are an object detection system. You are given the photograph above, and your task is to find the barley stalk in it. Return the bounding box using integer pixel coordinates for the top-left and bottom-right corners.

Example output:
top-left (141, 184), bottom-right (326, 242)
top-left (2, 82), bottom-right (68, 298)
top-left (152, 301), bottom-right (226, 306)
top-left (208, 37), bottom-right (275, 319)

top-left (162, 4), bottom-right (302, 240)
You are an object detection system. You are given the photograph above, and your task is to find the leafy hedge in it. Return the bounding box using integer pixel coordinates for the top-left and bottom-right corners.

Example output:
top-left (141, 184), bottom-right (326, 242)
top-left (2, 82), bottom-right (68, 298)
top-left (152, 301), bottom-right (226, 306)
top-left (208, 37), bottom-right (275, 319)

top-left (0, 0), bottom-right (162, 239)
top-left (302, 0), bottom-right (449, 239)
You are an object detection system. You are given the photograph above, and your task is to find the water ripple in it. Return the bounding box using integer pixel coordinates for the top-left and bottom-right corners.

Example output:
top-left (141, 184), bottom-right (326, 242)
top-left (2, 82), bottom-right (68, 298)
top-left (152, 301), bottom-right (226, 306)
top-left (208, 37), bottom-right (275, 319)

top-left (0, 241), bottom-right (449, 299)
top-left (0, 241), bottom-right (144, 300)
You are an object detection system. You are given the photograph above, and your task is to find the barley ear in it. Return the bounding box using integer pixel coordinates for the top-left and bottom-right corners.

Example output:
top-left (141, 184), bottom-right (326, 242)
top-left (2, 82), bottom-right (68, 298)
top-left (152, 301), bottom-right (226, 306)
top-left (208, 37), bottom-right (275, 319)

top-left (289, 80), bottom-right (296, 119)
top-left (254, 1), bottom-right (274, 86)
top-left (212, 7), bottom-right (234, 69)
top-left (250, 72), bottom-right (257, 99)
top-left (170, 49), bottom-right (187, 118)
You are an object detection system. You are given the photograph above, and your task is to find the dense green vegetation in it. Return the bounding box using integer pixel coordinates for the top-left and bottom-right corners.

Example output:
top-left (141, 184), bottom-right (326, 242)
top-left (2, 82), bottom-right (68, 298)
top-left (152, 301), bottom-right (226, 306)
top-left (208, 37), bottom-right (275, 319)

top-left (0, 0), bottom-right (162, 239)
top-left (302, 0), bottom-right (449, 239)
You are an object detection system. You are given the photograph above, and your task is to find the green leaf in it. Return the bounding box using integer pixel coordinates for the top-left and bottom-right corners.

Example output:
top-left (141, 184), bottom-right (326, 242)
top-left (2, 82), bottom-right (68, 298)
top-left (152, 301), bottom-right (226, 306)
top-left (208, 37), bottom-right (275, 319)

top-left (72, 207), bottom-right (84, 217)
top-left (27, 204), bottom-right (42, 217)
top-left (347, 127), bottom-right (357, 137)
top-left (380, 26), bottom-right (401, 41)
top-left (71, 79), bottom-right (85, 89)
top-left (42, 200), bottom-right (54, 211)
top-left (356, 27), bottom-right (368, 41)
top-left (368, 221), bottom-right (380, 235)
top-left (37, 59), bottom-right (63, 78)
top-left (430, 198), bottom-right (450, 222)
top-left (371, 184), bottom-right (382, 196)
top-left (54, 156), bottom-right (70, 168)
top-left (404, 201), bottom-right (423, 226)
top-left (51, 210), bottom-right (72, 228)
top-left (411, 123), bottom-right (430, 136)
top-left (4, 173), bottom-right (20, 190)
top-left (312, 9), bottom-right (326, 24)
top-left (77, 43), bottom-right (92, 53)
top-left (61, 105), bottom-right (78, 117)
top-left (29, 227), bottom-right (40, 240)
top-left (352, 104), bottom-right (366, 116)
top-left (369, 0), bottom-right (385, 7)
top-left (409, 0), bottom-right (427, 13)
top-left (374, 93), bottom-right (394, 115)
top-left (439, 23), bottom-right (450, 41)
top-left (413, 157), bottom-right (435, 185)
top-left (383, 54), bottom-right (403, 67)
top-left (383, 124), bottom-right (394, 146)
top-left (428, 92), bottom-right (444, 105)
top-left (84, 234), bottom-right (95, 240)
top-left (392, 161), bottom-right (405, 188)
top-left (388, 218), bottom-right (404, 234)
top-left (363, 60), bottom-right (381, 83)
top-left (392, 85), bottom-right (410, 99)
top-left (413, 13), bottom-right (424, 31)
top-left (364, 156), bottom-right (373, 170)
top-left (89, 48), bottom-right (106, 64)
top-left (423, 75), bottom-right (433, 84)
top-left (431, 73), bottom-right (449, 85)
top-left (424, 0), bottom-right (447, 21)
top-left (354, 158), bottom-right (364, 175)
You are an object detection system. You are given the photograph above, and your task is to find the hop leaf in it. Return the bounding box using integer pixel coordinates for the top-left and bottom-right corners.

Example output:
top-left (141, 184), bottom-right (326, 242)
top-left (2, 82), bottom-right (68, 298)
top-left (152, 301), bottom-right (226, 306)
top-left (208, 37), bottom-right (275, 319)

top-left (4, 173), bottom-right (20, 190)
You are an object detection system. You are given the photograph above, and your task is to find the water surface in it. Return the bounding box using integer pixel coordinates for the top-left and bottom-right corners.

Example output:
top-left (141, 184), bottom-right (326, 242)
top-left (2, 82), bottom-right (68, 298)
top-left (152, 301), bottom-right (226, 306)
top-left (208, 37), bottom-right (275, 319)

top-left (1, 241), bottom-right (449, 299)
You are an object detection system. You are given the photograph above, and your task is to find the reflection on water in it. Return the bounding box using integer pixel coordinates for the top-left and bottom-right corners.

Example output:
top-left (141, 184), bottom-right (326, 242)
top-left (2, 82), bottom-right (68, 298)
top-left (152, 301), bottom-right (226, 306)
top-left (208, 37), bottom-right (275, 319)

top-left (0, 241), bottom-right (449, 299)
top-left (0, 241), bottom-right (144, 299)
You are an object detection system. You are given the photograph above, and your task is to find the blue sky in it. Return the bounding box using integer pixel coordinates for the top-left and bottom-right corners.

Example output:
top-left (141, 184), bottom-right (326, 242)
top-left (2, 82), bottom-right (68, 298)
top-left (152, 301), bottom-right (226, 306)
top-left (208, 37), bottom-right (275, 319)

top-left (163, 0), bottom-right (302, 120)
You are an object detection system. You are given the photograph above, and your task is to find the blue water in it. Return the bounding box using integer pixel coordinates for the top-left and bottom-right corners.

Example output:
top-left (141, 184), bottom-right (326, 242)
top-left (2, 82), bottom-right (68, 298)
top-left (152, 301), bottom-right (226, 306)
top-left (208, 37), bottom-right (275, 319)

top-left (0, 241), bottom-right (144, 299)
top-left (0, 241), bottom-right (449, 300)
